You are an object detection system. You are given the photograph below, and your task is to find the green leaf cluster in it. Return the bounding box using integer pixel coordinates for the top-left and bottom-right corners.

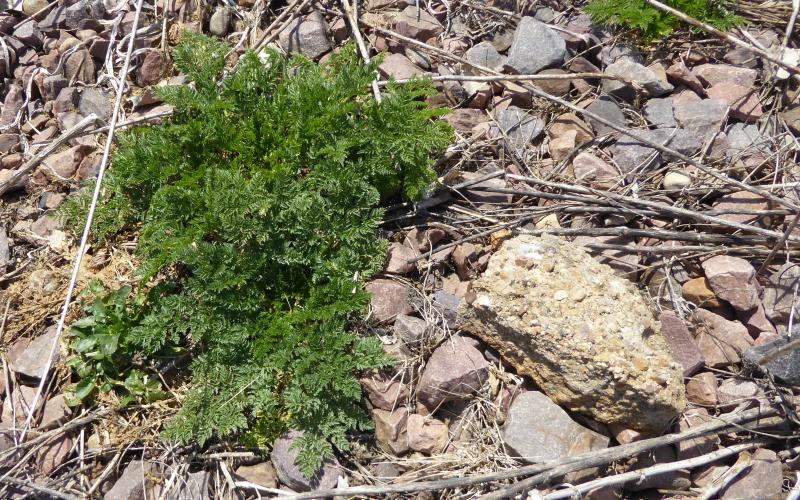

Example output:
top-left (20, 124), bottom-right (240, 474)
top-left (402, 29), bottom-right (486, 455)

top-left (61, 33), bottom-right (452, 475)
top-left (585, 0), bottom-right (742, 40)
top-left (65, 280), bottom-right (170, 407)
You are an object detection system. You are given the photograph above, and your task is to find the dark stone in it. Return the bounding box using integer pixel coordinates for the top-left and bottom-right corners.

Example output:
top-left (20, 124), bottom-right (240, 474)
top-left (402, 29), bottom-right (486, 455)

top-left (743, 334), bottom-right (800, 385)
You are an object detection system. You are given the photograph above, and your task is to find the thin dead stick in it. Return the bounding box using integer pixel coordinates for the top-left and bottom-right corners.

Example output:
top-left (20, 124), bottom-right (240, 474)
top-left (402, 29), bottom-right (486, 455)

top-left (644, 0), bottom-right (800, 80)
top-left (0, 475), bottom-right (80, 500)
top-left (505, 176), bottom-right (799, 242)
top-left (377, 72), bottom-right (625, 85)
top-left (0, 114), bottom-right (98, 196)
top-left (758, 203), bottom-right (800, 275)
top-left (249, 0), bottom-right (302, 51)
top-left (538, 440), bottom-right (769, 500)
top-left (18, 0), bottom-right (146, 444)
top-left (341, 0), bottom-right (381, 102)
top-left (11, 0), bottom-right (58, 29)
top-left (282, 405), bottom-right (783, 499)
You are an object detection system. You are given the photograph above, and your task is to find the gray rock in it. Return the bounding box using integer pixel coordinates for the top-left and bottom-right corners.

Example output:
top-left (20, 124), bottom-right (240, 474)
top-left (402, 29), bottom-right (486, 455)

top-left (743, 334), bottom-right (800, 385)
top-left (725, 123), bottom-right (769, 158)
top-left (673, 98), bottom-right (728, 141)
top-left (598, 44), bottom-right (643, 66)
top-left (585, 95), bottom-right (626, 136)
top-left (278, 10), bottom-right (332, 60)
top-left (433, 290), bottom-right (463, 329)
top-left (167, 471), bottom-right (211, 500)
top-left (104, 461), bottom-right (160, 500)
top-left (611, 128), bottom-right (701, 174)
top-left (270, 429), bottom-right (340, 492)
top-left (13, 21), bottom-right (44, 48)
top-left (38, 5), bottom-right (67, 30)
top-left (64, 0), bottom-right (106, 30)
top-left (416, 335), bottom-right (489, 410)
top-left (464, 41), bottom-right (506, 72)
top-left (506, 17), bottom-right (566, 74)
top-left (494, 105), bottom-right (545, 154)
top-left (8, 325), bottom-right (59, 380)
top-left (501, 391), bottom-right (609, 463)
top-left (43, 75), bottom-right (68, 102)
top-left (394, 313), bottom-right (427, 347)
top-left (603, 59), bottom-right (673, 100)
top-left (209, 7), bottom-right (231, 37)
top-left (643, 97), bottom-right (677, 128)
top-left (78, 87), bottom-right (112, 121)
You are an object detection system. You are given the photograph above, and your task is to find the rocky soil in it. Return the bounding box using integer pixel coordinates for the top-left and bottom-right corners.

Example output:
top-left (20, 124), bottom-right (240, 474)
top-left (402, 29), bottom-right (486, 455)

top-left (1, 0), bottom-right (800, 498)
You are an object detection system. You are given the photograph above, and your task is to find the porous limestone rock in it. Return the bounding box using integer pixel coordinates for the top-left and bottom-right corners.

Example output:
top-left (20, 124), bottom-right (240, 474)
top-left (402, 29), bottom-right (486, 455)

top-left (457, 234), bottom-right (686, 430)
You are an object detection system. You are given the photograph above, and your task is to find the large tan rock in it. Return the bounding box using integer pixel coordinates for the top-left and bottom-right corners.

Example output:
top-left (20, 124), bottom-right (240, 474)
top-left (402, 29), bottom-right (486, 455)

top-left (457, 234), bottom-right (686, 431)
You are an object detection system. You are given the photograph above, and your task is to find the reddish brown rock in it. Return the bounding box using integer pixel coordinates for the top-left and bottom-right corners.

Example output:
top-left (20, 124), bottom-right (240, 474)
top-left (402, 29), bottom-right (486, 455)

top-left (736, 303), bottom-right (776, 338)
top-left (36, 435), bottom-right (73, 474)
top-left (686, 372), bottom-right (717, 406)
top-left (394, 6), bottom-right (443, 41)
top-left (717, 378), bottom-right (760, 409)
top-left (361, 373), bottom-right (410, 411)
top-left (63, 48), bottom-right (95, 83)
top-left (701, 255), bottom-right (760, 312)
top-left (403, 228), bottom-right (446, 256)
top-left (385, 242), bottom-right (416, 275)
top-left (407, 414), bottom-right (448, 454)
top-left (707, 83), bottom-right (763, 121)
top-left (453, 242), bottom-right (481, 280)
top-left (365, 279), bottom-right (413, 323)
top-left (441, 108), bottom-right (487, 133)
top-left (666, 60), bottom-right (705, 95)
top-left (762, 262), bottom-right (800, 328)
top-left (532, 68), bottom-right (571, 96)
top-left (658, 311), bottom-right (704, 376)
top-left (676, 408), bottom-right (718, 459)
top-left (693, 64), bottom-right (758, 88)
top-left (373, 408), bottom-right (410, 454)
top-left (136, 50), bottom-right (166, 87)
top-left (548, 112), bottom-right (593, 146)
top-left (42, 144), bottom-right (91, 180)
top-left (572, 152), bottom-right (619, 188)
top-left (378, 53), bottom-right (424, 81)
top-left (719, 449), bottom-right (783, 499)
top-left (416, 335), bottom-right (489, 411)
top-left (625, 446), bottom-right (691, 492)
top-left (693, 309), bottom-right (753, 367)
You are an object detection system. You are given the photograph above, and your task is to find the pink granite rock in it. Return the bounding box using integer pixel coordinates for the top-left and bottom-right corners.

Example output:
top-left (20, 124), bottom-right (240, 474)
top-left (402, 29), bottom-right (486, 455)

top-left (666, 60), bottom-right (705, 95)
top-left (701, 255), bottom-right (760, 312)
top-left (365, 279), bottom-right (413, 323)
top-left (693, 64), bottom-right (758, 88)
top-left (693, 309), bottom-right (754, 367)
top-left (658, 311), bottom-right (704, 376)
top-left (416, 335), bottom-right (489, 411)
top-left (407, 414), bottom-right (449, 454)
top-left (706, 83), bottom-right (763, 121)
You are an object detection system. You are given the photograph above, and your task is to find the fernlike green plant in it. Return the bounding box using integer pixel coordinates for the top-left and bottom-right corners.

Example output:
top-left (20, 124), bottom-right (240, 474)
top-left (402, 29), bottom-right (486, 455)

top-left (60, 33), bottom-right (452, 475)
top-left (585, 0), bottom-right (743, 40)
